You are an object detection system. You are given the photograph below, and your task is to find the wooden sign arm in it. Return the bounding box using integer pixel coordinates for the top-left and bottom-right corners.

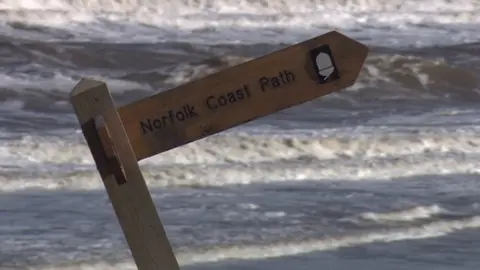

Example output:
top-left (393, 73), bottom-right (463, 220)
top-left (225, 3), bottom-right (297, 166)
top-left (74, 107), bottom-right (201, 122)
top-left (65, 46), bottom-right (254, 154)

top-left (115, 31), bottom-right (369, 161)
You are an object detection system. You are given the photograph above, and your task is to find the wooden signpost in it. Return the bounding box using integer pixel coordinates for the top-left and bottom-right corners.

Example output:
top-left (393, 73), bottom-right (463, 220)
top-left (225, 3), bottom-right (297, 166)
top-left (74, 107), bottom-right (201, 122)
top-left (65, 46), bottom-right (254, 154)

top-left (70, 31), bottom-right (368, 270)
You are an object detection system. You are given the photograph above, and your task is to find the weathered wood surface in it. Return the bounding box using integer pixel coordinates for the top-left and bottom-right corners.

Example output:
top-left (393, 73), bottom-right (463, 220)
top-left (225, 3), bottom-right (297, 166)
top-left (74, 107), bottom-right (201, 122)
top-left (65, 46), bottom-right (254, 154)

top-left (116, 31), bottom-right (369, 161)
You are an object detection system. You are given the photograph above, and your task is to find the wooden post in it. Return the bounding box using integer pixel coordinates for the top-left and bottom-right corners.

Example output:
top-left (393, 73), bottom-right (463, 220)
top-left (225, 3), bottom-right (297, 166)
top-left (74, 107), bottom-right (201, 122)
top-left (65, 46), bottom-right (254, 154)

top-left (69, 30), bottom-right (369, 270)
top-left (70, 80), bottom-right (180, 270)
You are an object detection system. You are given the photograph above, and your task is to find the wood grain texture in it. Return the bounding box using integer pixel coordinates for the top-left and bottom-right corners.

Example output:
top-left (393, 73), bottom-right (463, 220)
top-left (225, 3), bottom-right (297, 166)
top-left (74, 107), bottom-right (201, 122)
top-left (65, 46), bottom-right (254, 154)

top-left (117, 31), bottom-right (369, 161)
top-left (70, 79), bottom-right (180, 270)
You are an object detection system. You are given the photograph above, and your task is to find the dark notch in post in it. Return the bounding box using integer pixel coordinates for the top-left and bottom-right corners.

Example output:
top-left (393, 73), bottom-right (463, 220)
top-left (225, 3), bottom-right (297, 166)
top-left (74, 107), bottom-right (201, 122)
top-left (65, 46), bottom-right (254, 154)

top-left (80, 116), bottom-right (127, 185)
top-left (96, 115), bottom-right (127, 185)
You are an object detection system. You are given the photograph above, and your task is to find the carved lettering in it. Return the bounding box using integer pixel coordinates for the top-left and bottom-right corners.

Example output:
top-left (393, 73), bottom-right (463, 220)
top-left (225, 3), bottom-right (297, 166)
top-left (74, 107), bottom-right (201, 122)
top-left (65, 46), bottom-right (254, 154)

top-left (139, 104), bottom-right (198, 134)
top-left (259, 70), bottom-right (296, 92)
top-left (206, 84), bottom-right (252, 110)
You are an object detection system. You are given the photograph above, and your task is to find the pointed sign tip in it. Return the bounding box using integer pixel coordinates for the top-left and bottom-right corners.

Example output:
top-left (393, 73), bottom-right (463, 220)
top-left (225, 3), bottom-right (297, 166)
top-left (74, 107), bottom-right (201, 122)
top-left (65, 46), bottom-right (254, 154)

top-left (334, 32), bottom-right (369, 81)
top-left (329, 30), bottom-right (369, 53)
